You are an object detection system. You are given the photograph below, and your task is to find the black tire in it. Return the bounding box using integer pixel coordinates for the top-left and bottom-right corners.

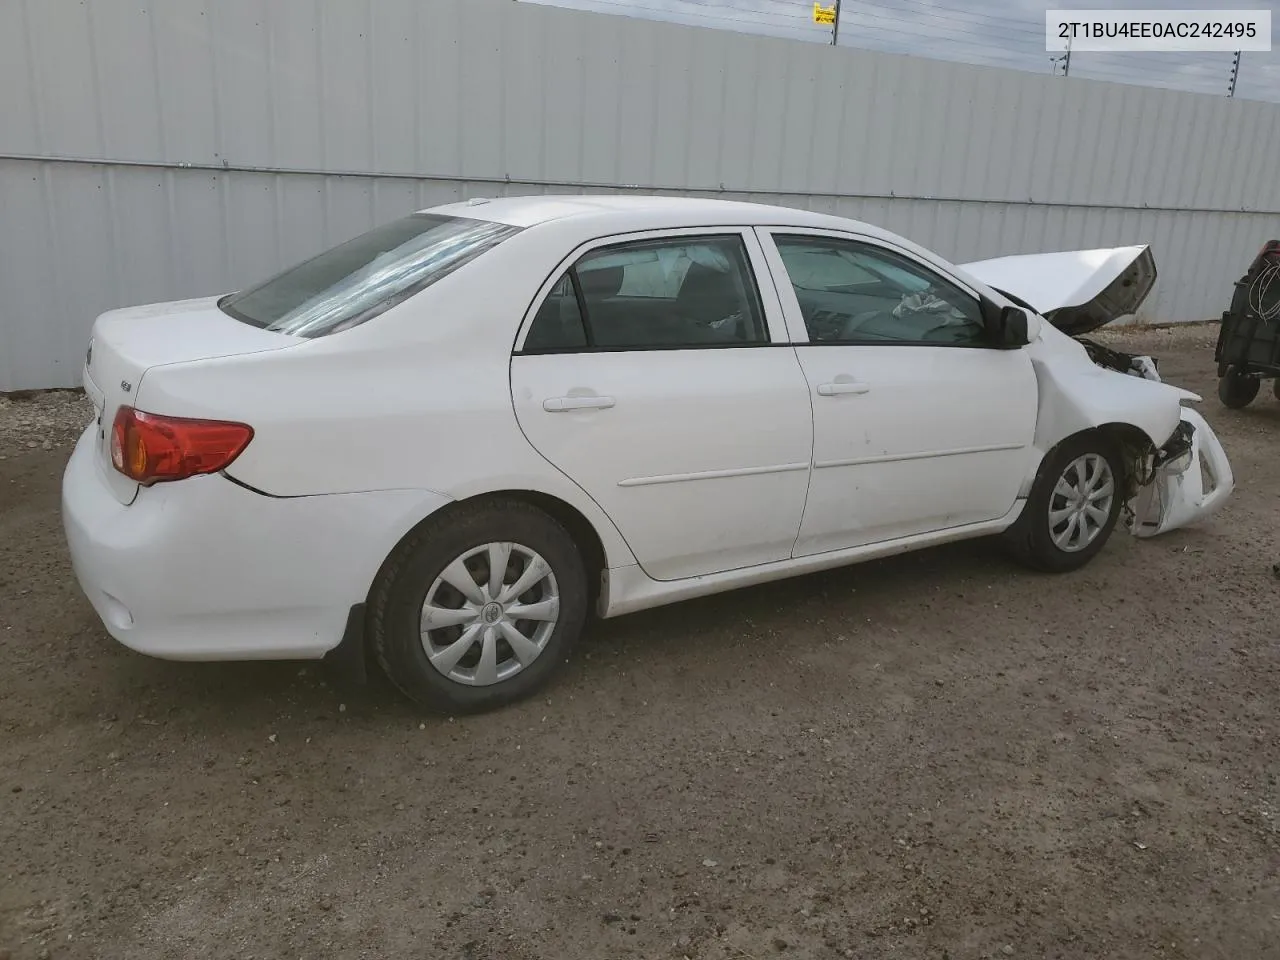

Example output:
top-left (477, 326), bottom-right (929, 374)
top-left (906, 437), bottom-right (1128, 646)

top-left (1272, 378), bottom-right (1280, 402)
top-left (1002, 432), bottom-right (1124, 573)
top-left (368, 498), bottom-right (589, 713)
top-left (1219, 369), bottom-right (1260, 409)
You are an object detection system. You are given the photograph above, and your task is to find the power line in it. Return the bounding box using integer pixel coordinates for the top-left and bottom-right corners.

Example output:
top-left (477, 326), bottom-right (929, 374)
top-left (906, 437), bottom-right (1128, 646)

top-left (839, 0), bottom-right (1045, 40)
top-left (521, 0), bottom-right (1272, 103)
top-left (543, 0), bottom-right (818, 30)
top-left (825, 21), bottom-right (1059, 64)
top-left (625, 0), bottom-right (817, 25)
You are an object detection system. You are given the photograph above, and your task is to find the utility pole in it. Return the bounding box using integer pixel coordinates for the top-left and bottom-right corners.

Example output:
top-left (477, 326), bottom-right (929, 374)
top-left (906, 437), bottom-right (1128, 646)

top-left (1228, 50), bottom-right (1241, 97)
top-left (1052, 35), bottom-right (1071, 76)
top-left (831, 0), bottom-right (842, 46)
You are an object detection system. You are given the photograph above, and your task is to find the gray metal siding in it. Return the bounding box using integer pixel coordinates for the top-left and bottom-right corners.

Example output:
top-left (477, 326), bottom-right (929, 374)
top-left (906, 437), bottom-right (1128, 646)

top-left (3, 0), bottom-right (1280, 390)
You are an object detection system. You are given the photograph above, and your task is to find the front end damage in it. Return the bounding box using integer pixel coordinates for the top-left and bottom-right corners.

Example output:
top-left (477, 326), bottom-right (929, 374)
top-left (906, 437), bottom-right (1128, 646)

top-left (959, 245), bottom-right (1233, 539)
top-left (1078, 339), bottom-right (1234, 538)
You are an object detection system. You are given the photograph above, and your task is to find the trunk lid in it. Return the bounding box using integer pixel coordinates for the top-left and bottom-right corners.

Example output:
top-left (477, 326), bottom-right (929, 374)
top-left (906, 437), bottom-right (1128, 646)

top-left (958, 244), bottom-right (1157, 335)
top-left (83, 296), bottom-right (300, 504)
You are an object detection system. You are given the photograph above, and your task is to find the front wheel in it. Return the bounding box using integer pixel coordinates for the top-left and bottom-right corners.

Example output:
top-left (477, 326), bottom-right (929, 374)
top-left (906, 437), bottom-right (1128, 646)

top-left (368, 499), bottom-right (589, 713)
top-left (1002, 434), bottom-right (1124, 573)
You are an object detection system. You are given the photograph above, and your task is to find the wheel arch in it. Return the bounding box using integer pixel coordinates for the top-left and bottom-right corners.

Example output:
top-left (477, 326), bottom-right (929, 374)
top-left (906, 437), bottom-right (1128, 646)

top-left (487, 489), bottom-right (608, 614)
top-left (1028, 422), bottom-right (1155, 505)
top-left (365, 488), bottom-right (613, 615)
top-left (1096, 421), bottom-right (1163, 501)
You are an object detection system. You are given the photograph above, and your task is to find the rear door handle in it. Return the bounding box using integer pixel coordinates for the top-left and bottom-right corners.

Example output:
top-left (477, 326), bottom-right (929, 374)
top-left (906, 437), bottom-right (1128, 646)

top-left (543, 395), bottom-right (616, 412)
top-left (816, 380), bottom-right (871, 397)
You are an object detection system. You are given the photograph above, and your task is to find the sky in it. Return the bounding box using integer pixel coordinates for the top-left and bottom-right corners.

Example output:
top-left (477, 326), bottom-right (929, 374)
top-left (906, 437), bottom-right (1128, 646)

top-left (524, 0), bottom-right (1280, 102)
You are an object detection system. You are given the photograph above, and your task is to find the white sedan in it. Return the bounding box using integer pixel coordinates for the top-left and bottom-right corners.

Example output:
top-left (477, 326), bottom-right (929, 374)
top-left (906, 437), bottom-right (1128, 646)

top-left (62, 196), bottom-right (1233, 711)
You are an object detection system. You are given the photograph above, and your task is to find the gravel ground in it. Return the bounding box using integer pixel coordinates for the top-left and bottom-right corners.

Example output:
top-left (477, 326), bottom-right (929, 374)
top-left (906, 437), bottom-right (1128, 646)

top-left (1, 324), bottom-right (1277, 960)
top-left (0, 391), bottom-right (93, 460)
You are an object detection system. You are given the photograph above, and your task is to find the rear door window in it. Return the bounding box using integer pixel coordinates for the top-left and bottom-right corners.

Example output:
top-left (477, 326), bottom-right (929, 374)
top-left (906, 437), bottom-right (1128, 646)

top-left (220, 213), bottom-right (520, 337)
top-left (522, 235), bottom-right (767, 351)
top-left (524, 274), bottom-right (589, 351)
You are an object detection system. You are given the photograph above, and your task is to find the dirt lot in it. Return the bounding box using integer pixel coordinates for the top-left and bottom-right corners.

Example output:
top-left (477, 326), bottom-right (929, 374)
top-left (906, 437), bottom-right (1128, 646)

top-left (1, 326), bottom-right (1277, 960)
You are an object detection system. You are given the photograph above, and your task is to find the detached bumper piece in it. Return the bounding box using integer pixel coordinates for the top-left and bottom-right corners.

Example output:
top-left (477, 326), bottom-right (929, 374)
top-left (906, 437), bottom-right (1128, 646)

top-left (1130, 408), bottom-right (1234, 538)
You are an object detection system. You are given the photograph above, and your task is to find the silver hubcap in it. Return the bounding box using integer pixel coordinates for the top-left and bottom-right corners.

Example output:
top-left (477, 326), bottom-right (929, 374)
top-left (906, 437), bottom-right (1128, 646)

top-left (1048, 453), bottom-right (1115, 553)
top-left (420, 542), bottom-right (560, 686)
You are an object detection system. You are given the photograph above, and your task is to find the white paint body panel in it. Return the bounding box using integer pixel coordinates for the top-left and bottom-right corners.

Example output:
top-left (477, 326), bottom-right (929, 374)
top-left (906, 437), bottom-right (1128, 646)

top-left (61, 426), bottom-right (453, 660)
top-left (957, 246), bottom-right (1150, 318)
top-left (789, 345), bottom-right (1038, 554)
top-left (1024, 324), bottom-right (1191, 455)
top-left (82, 297), bottom-right (303, 505)
top-left (511, 349), bottom-right (813, 581)
top-left (59, 196), bottom-right (1235, 661)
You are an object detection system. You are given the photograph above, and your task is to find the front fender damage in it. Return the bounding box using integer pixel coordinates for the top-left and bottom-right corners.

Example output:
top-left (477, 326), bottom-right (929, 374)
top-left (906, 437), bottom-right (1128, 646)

top-left (1074, 339), bottom-right (1234, 537)
top-left (1031, 331), bottom-right (1234, 538)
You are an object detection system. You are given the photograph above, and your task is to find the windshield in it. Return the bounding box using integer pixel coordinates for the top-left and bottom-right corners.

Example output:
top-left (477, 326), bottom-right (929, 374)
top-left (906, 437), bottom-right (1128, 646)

top-left (219, 213), bottom-right (520, 336)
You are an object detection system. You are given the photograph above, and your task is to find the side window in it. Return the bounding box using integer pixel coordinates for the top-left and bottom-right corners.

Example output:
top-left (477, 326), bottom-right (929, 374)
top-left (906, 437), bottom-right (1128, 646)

top-left (522, 235), bottom-right (768, 352)
top-left (524, 274), bottom-right (587, 351)
top-left (774, 235), bottom-right (987, 346)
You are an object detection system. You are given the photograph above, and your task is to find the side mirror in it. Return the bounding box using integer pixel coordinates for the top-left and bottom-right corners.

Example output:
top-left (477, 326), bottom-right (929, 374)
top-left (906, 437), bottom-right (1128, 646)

top-left (980, 298), bottom-right (1030, 348)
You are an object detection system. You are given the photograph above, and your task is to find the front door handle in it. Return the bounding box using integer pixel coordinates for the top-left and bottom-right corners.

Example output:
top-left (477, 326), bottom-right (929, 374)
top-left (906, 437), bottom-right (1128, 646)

top-left (816, 380), bottom-right (871, 397)
top-left (543, 395), bottom-right (616, 412)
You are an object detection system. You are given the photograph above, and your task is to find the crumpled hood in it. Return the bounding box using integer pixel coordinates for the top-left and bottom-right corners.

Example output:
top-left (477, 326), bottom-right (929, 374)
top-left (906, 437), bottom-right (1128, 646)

top-left (958, 245), bottom-right (1157, 335)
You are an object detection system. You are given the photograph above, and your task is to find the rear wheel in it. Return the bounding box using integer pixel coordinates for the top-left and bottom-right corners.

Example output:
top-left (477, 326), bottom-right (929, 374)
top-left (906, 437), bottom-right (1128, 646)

top-left (368, 499), bottom-right (589, 713)
top-left (1003, 433), bottom-right (1124, 573)
top-left (1219, 369), bottom-right (1260, 409)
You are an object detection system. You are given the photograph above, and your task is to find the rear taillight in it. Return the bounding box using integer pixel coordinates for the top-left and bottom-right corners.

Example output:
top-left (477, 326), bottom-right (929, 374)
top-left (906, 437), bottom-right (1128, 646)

top-left (110, 407), bottom-right (253, 486)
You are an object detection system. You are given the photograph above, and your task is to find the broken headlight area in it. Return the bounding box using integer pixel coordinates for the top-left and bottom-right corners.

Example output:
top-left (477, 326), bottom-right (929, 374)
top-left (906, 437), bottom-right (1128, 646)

top-left (1121, 421), bottom-right (1194, 527)
top-left (1078, 336), bottom-right (1161, 381)
top-left (1073, 334), bottom-right (1233, 535)
top-left (1152, 419), bottom-right (1195, 476)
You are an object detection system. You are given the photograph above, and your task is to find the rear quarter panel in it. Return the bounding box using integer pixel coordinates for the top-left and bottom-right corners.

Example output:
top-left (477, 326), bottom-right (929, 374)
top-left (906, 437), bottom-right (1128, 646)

top-left (131, 226), bottom-right (638, 570)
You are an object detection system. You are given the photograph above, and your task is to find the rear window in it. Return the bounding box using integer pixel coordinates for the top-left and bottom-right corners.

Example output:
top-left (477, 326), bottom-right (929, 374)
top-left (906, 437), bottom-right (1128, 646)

top-left (219, 213), bottom-right (520, 336)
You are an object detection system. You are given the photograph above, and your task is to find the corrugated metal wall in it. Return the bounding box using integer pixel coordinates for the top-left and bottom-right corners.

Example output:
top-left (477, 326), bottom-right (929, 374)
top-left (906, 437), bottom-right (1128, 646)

top-left (3, 0), bottom-right (1280, 391)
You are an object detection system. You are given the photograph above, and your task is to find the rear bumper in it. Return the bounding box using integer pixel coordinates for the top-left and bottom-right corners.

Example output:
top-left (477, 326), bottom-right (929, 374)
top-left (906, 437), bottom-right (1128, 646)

top-left (61, 426), bottom-right (452, 660)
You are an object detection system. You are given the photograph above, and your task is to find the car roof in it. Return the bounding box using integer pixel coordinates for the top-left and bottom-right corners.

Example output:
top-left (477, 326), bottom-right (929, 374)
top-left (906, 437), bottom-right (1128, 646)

top-left (422, 194), bottom-right (877, 234)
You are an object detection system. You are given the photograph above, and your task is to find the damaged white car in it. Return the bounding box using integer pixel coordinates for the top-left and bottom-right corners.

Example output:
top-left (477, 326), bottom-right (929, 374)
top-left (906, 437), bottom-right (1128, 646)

top-left (62, 196), bottom-right (1233, 712)
top-left (959, 244), bottom-right (1233, 539)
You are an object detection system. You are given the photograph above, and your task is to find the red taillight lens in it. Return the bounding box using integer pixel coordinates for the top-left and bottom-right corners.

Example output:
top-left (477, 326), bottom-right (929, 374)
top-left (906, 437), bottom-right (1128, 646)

top-left (110, 407), bottom-right (253, 485)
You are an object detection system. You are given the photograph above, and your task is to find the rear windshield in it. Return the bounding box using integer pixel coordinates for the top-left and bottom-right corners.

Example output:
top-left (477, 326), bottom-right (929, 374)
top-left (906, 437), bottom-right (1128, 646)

top-left (219, 213), bottom-right (520, 336)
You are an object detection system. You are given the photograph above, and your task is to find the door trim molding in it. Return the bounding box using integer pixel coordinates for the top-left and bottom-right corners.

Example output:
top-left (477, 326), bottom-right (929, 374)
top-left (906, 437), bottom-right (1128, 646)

top-left (618, 461), bottom-right (810, 487)
top-left (813, 442), bottom-right (1024, 471)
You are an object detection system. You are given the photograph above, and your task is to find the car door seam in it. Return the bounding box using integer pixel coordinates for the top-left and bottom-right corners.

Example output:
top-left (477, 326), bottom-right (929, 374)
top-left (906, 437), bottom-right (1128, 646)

top-left (506, 352), bottom-right (642, 567)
